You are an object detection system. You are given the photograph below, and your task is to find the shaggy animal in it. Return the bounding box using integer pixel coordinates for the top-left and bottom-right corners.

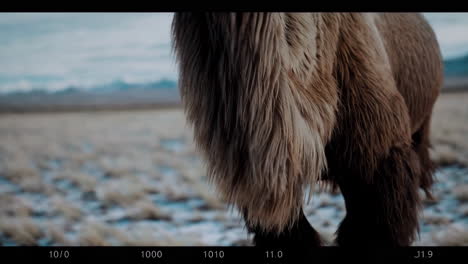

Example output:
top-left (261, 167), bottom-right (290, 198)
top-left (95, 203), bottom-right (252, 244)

top-left (171, 13), bottom-right (443, 247)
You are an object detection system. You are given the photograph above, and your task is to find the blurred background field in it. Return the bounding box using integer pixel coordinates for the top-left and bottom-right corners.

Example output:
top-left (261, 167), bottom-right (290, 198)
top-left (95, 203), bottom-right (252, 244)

top-left (0, 13), bottom-right (467, 246)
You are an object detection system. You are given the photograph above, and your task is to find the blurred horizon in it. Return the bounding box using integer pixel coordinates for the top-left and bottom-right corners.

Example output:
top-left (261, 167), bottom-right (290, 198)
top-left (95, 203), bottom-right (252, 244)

top-left (0, 13), bottom-right (467, 94)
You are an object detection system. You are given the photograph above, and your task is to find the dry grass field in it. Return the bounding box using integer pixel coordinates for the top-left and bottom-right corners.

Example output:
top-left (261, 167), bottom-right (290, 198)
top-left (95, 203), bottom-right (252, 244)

top-left (0, 92), bottom-right (467, 246)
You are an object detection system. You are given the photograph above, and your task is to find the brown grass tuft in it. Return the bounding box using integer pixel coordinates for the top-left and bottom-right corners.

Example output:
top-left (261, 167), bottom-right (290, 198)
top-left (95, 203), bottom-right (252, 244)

top-left (2, 162), bottom-right (46, 192)
top-left (453, 184), bottom-right (468, 202)
top-left (430, 145), bottom-right (460, 166)
top-left (192, 182), bottom-right (225, 210)
top-left (431, 224), bottom-right (468, 246)
top-left (126, 200), bottom-right (172, 221)
top-left (430, 93), bottom-right (468, 167)
top-left (0, 216), bottom-right (43, 245)
top-left (0, 195), bottom-right (33, 217)
top-left (78, 220), bottom-right (111, 246)
top-left (45, 223), bottom-right (70, 245)
top-left (96, 179), bottom-right (145, 206)
top-left (51, 197), bottom-right (82, 221)
top-left (67, 171), bottom-right (98, 192)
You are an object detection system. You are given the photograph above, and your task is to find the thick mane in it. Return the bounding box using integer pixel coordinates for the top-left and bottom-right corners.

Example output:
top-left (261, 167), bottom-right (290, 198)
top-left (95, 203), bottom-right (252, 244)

top-left (172, 13), bottom-right (339, 232)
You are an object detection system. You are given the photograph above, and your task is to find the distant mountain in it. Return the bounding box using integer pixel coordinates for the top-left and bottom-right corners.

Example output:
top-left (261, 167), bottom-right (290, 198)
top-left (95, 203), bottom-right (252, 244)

top-left (0, 79), bottom-right (178, 96)
top-left (142, 79), bottom-right (178, 89)
top-left (444, 54), bottom-right (468, 77)
top-left (0, 79), bottom-right (180, 112)
top-left (54, 86), bottom-right (81, 95)
top-left (70, 79), bottom-right (178, 94)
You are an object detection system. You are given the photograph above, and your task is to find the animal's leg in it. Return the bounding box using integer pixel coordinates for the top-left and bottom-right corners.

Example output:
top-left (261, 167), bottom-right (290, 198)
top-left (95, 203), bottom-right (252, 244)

top-left (245, 208), bottom-right (322, 247)
top-left (335, 146), bottom-right (422, 247)
top-left (412, 116), bottom-right (436, 198)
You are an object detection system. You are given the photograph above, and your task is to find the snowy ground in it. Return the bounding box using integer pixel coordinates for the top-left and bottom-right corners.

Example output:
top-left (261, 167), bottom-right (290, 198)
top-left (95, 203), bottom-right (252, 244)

top-left (0, 93), bottom-right (467, 246)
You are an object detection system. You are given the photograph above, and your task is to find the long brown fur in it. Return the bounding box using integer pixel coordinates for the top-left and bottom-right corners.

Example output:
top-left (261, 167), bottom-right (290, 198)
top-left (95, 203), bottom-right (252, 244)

top-left (171, 13), bottom-right (443, 245)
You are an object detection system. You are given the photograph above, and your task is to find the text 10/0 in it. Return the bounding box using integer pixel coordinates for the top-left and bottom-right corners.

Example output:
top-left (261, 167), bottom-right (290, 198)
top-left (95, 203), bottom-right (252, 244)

top-left (49, 250), bottom-right (70, 259)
